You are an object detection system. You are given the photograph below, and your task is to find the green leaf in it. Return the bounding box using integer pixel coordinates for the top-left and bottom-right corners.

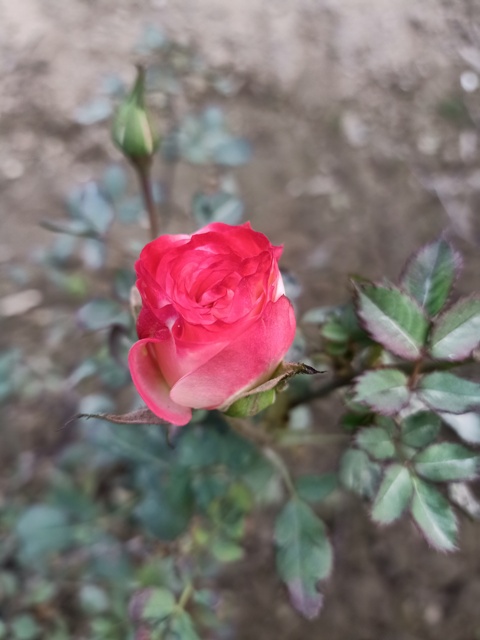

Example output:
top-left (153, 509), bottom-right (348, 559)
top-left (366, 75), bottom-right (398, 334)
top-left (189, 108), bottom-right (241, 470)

top-left (429, 297), bottom-right (480, 361)
top-left (294, 473), bottom-right (338, 504)
top-left (79, 585), bottom-right (110, 614)
top-left (89, 618), bottom-right (117, 638)
top-left (41, 218), bottom-right (96, 238)
top-left (70, 182), bottom-right (114, 236)
top-left (15, 505), bottom-right (74, 563)
top-left (192, 191), bottom-right (244, 226)
top-left (113, 268), bottom-right (136, 301)
top-left (179, 108), bottom-right (249, 168)
top-left (339, 449), bottom-right (381, 499)
top-left (401, 411), bottom-right (441, 448)
top-left (207, 482), bottom-right (252, 538)
top-left (141, 588), bottom-right (176, 622)
top-left (410, 478), bottom-right (457, 551)
top-left (414, 443), bottom-right (480, 481)
top-left (87, 534), bottom-right (132, 582)
top-left (101, 164), bottom-right (127, 202)
top-left (74, 98), bottom-right (112, 125)
top-left (418, 372), bottom-right (480, 414)
top-left (401, 238), bottom-right (460, 316)
top-left (77, 298), bottom-right (129, 331)
top-left (210, 537), bottom-right (245, 563)
top-left (441, 411), bottom-right (480, 444)
top-left (168, 611), bottom-right (201, 640)
top-left (356, 427), bottom-right (395, 460)
top-left (117, 195), bottom-right (143, 224)
top-left (177, 419), bottom-right (260, 475)
top-left (354, 369), bottom-right (410, 415)
top-left (372, 464), bottom-right (413, 524)
top-left (11, 615), bottom-right (41, 640)
top-left (341, 411), bottom-right (373, 431)
top-left (321, 319), bottom-right (350, 343)
top-left (275, 499), bottom-right (333, 619)
top-left (213, 138), bottom-right (252, 167)
top-left (81, 237), bottom-right (106, 270)
top-left (302, 305), bottom-right (338, 324)
top-left (355, 284), bottom-right (428, 360)
top-left (136, 24), bottom-right (168, 52)
top-left (448, 482), bottom-right (480, 520)
top-left (135, 469), bottom-right (194, 541)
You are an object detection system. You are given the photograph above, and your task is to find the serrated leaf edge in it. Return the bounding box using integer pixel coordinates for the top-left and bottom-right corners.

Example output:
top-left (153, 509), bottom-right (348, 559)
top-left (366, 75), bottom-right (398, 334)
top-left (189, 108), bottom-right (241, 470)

top-left (371, 464), bottom-right (413, 525)
top-left (353, 369), bottom-right (411, 416)
top-left (410, 478), bottom-right (458, 552)
top-left (353, 282), bottom-right (428, 360)
top-left (399, 237), bottom-right (463, 316)
top-left (428, 294), bottom-right (480, 362)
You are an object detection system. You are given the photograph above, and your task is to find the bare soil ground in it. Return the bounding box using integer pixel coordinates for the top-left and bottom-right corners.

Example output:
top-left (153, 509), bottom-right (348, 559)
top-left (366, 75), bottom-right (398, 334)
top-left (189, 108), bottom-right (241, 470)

top-left (2, 1), bottom-right (480, 638)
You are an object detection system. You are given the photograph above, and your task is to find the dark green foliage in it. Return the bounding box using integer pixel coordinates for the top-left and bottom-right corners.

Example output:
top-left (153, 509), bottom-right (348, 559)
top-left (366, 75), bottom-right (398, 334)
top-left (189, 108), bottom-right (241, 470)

top-left (339, 449), bottom-right (381, 499)
top-left (275, 499), bottom-right (333, 619)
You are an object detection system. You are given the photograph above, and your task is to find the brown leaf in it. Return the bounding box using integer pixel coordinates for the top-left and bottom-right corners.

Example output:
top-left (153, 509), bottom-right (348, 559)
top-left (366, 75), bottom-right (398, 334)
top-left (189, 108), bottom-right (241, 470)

top-left (76, 408), bottom-right (168, 425)
top-left (242, 362), bottom-right (322, 398)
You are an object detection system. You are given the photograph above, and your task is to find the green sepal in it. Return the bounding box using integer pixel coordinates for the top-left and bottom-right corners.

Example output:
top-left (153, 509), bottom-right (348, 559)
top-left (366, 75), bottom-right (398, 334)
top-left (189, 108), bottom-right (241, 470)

top-left (224, 388), bottom-right (276, 418)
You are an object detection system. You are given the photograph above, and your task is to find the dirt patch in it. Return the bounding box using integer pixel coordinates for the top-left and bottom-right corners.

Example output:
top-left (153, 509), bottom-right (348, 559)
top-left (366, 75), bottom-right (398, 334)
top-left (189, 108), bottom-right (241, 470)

top-left (2, 0), bottom-right (480, 637)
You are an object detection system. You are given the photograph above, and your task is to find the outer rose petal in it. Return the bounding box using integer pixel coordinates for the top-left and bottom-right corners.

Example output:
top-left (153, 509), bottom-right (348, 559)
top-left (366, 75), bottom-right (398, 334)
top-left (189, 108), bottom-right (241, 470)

top-left (170, 296), bottom-right (296, 410)
top-left (128, 339), bottom-right (192, 426)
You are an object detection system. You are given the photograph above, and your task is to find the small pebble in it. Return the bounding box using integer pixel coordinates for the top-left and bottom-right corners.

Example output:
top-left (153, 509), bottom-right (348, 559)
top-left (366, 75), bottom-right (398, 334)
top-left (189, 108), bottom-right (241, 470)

top-left (341, 111), bottom-right (368, 148)
top-left (0, 289), bottom-right (43, 317)
top-left (459, 131), bottom-right (477, 162)
top-left (1, 158), bottom-right (24, 180)
top-left (460, 70), bottom-right (479, 93)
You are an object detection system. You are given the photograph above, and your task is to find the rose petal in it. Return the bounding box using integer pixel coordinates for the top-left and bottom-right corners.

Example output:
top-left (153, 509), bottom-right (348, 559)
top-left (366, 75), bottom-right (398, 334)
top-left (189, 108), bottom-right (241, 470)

top-left (170, 296), bottom-right (296, 410)
top-left (128, 338), bottom-right (192, 426)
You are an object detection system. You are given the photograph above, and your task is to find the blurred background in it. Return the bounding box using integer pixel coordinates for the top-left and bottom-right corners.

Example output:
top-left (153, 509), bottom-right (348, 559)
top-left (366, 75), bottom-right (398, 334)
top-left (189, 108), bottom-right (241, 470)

top-left (1, 0), bottom-right (480, 638)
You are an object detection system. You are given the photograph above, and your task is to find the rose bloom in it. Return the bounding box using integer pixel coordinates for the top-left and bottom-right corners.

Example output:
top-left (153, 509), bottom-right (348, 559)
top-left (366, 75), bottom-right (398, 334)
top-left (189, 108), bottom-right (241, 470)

top-left (128, 222), bottom-right (296, 425)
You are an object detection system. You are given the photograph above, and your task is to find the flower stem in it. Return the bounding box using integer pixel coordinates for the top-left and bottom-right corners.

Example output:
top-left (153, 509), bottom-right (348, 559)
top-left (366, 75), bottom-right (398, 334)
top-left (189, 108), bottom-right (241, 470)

top-left (263, 447), bottom-right (296, 496)
top-left (277, 432), bottom-right (350, 448)
top-left (177, 581), bottom-right (194, 611)
top-left (134, 159), bottom-right (159, 240)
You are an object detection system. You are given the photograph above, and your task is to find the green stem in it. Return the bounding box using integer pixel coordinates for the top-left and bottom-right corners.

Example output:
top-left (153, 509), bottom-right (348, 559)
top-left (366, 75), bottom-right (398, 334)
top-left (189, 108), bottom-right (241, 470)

top-left (288, 358), bottom-right (473, 409)
top-left (225, 416), bottom-right (273, 446)
top-left (263, 447), bottom-right (296, 496)
top-left (135, 160), bottom-right (159, 240)
top-left (277, 432), bottom-right (350, 448)
top-left (177, 581), bottom-right (194, 611)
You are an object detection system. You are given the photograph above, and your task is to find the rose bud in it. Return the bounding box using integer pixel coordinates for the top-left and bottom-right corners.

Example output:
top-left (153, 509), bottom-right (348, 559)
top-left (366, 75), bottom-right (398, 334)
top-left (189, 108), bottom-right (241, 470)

top-left (112, 66), bottom-right (159, 163)
top-left (128, 222), bottom-right (296, 425)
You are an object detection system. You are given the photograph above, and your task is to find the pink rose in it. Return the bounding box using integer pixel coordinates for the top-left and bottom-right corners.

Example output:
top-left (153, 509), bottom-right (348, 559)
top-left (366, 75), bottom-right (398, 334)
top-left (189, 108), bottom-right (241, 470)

top-left (128, 222), bottom-right (296, 425)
